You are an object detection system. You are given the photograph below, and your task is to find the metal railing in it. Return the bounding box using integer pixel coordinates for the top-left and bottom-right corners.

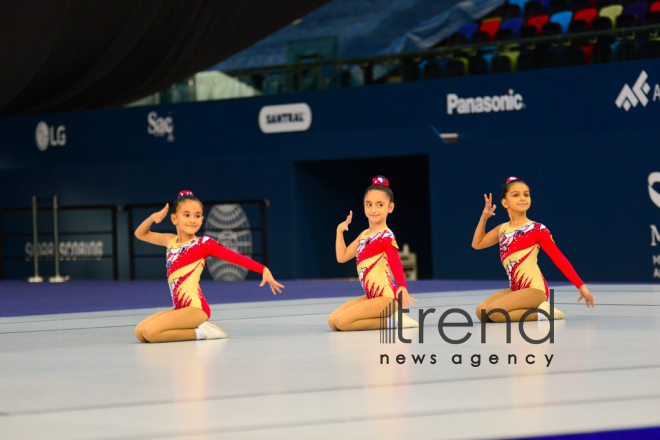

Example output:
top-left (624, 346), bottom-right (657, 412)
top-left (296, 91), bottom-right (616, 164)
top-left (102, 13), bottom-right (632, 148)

top-left (128, 24), bottom-right (660, 106)
top-left (0, 203), bottom-right (120, 280)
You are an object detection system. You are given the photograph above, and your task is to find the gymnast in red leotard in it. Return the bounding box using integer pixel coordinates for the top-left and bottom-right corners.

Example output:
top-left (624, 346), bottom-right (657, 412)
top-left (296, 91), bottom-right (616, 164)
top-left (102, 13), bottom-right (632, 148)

top-left (328, 176), bottom-right (418, 331)
top-left (134, 191), bottom-right (284, 343)
top-left (472, 177), bottom-right (595, 322)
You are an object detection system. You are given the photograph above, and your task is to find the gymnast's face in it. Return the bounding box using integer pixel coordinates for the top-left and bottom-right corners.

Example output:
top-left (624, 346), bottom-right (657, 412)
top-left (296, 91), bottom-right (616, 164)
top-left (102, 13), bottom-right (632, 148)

top-left (364, 189), bottom-right (394, 224)
top-left (502, 182), bottom-right (531, 213)
top-left (171, 200), bottom-right (204, 235)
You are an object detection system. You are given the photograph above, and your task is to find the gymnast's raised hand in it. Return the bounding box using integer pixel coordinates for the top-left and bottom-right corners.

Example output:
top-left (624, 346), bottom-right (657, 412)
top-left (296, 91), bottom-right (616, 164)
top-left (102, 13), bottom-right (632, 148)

top-left (338, 210), bottom-right (352, 232)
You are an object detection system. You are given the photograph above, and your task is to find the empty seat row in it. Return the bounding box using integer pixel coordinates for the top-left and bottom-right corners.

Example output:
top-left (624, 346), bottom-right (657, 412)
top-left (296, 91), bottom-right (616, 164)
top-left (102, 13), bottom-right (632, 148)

top-left (424, 40), bottom-right (660, 78)
top-left (451, 1), bottom-right (660, 45)
top-left (505, 0), bottom-right (660, 20)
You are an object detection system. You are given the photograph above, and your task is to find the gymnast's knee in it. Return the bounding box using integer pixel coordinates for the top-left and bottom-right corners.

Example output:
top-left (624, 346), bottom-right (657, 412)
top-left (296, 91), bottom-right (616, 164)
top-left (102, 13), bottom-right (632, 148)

top-left (135, 325), bottom-right (148, 343)
top-left (333, 316), bottom-right (349, 331)
top-left (328, 315), bottom-right (339, 331)
top-left (475, 305), bottom-right (488, 322)
top-left (482, 305), bottom-right (509, 323)
top-left (141, 326), bottom-right (159, 343)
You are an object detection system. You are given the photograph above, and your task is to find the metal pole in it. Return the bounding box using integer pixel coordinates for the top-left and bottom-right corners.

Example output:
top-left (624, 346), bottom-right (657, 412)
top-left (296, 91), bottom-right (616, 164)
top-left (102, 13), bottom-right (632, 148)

top-left (127, 208), bottom-right (136, 280)
top-left (49, 195), bottom-right (68, 282)
top-left (28, 196), bottom-right (43, 282)
top-left (0, 213), bottom-right (4, 280)
top-left (111, 206), bottom-right (118, 281)
top-left (260, 200), bottom-right (269, 267)
top-left (53, 195), bottom-right (60, 277)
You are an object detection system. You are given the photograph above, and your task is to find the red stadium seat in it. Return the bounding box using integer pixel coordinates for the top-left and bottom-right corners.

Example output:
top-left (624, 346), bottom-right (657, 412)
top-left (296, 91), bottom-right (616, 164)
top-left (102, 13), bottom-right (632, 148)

top-left (528, 14), bottom-right (550, 33)
top-left (573, 7), bottom-right (599, 24)
top-left (478, 20), bottom-right (502, 40)
top-left (581, 45), bottom-right (594, 63)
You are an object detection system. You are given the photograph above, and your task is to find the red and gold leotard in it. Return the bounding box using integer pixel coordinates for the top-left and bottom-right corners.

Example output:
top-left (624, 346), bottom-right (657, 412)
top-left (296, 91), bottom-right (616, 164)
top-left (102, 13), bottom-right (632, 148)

top-left (356, 228), bottom-right (407, 300)
top-left (166, 236), bottom-right (264, 318)
top-left (499, 221), bottom-right (584, 299)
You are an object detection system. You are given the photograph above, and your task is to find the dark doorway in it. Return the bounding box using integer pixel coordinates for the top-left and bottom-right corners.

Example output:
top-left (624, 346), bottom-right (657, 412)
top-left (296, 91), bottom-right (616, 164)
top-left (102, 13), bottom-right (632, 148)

top-left (294, 154), bottom-right (432, 279)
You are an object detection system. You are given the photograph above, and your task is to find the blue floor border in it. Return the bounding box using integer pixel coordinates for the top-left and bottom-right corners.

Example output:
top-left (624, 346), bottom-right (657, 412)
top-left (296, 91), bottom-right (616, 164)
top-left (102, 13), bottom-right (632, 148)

top-left (524, 426), bottom-right (660, 440)
top-left (0, 279), bottom-right (523, 317)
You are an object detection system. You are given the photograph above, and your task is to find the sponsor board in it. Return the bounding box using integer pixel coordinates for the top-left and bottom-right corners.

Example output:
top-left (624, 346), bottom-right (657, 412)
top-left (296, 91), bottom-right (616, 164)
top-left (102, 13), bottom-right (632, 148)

top-left (258, 103), bottom-right (312, 133)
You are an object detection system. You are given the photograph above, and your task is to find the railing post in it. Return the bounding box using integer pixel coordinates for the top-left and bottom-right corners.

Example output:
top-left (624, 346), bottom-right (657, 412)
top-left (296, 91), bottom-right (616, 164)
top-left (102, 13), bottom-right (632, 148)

top-left (49, 195), bottom-right (68, 282)
top-left (28, 196), bottom-right (43, 283)
top-left (260, 200), bottom-right (269, 268)
top-left (127, 207), bottom-right (136, 280)
top-left (112, 206), bottom-right (119, 281)
top-left (0, 213), bottom-right (4, 280)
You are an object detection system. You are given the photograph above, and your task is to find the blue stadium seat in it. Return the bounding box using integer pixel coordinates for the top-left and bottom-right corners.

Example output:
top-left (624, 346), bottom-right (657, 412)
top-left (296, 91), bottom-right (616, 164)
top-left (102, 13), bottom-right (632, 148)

top-left (550, 10), bottom-right (573, 33)
top-left (500, 17), bottom-right (525, 37)
top-left (458, 23), bottom-right (479, 42)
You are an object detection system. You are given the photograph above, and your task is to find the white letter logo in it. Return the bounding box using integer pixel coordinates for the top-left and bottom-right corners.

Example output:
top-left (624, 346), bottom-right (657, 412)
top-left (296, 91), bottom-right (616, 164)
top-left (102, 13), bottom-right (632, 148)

top-left (615, 71), bottom-right (651, 111)
top-left (446, 90), bottom-right (524, 115)
top-left (147, 111), bottom-right (175, 142)
top-left (35, 121), bottom-right (66, 151)
top-left (258, 103), bottom-right (312, 133)
top-left (35, 122), bottom-right (49, 151)
top-left (648, 172), bottom-right (660, 208)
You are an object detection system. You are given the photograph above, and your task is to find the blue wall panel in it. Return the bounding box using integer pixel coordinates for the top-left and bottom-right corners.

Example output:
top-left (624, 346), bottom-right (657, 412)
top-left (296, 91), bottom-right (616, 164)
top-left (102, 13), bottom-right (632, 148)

top-left (1, 60), bottom-right (659, 282)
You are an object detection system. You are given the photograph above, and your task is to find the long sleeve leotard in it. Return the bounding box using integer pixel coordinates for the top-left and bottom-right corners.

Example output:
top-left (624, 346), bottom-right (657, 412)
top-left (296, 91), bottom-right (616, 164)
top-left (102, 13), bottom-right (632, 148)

top-left (166, 236), bottom-right (264, 318)
top-left (499, 221), bottom-right (583, 299)
top-left (355, 228), bottom-right (407, 300)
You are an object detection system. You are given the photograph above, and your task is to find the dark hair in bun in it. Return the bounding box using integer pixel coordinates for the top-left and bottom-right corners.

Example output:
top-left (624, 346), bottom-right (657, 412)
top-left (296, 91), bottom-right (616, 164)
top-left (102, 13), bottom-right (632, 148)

top-left (172, 190), bottom-right (203, 213)
top-left (501, 177), bottom-right (529, 200)
top-left (365, 175), bottom-right (394, 203)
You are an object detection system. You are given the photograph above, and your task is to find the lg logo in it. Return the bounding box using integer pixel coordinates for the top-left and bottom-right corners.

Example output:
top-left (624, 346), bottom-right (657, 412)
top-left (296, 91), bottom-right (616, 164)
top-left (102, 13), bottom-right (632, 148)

top-left (35, 121), bottom-right (66, 151)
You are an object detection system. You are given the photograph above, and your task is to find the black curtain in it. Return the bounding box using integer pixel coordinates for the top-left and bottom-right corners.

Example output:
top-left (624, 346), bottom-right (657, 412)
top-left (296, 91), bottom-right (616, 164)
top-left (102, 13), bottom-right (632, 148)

top-left (0, 0), bottom-right (331, 116)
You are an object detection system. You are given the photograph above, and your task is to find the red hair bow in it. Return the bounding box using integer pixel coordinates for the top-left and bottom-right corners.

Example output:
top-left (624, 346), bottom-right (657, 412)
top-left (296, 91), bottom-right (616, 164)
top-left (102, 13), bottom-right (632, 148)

top-left (372, 177), bottom-right (389, 187)
top-left (178, 190), bottom-right (194, 198)
top-left (506, 176), bottom-right (518, 184)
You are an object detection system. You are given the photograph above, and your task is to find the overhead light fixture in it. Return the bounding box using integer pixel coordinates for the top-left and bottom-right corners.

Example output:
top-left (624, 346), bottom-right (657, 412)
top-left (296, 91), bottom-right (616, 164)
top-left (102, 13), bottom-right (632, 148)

top-left (440, 133), bottom-right (458, 143)
top-left (430, 126), bottom-right (459, 144)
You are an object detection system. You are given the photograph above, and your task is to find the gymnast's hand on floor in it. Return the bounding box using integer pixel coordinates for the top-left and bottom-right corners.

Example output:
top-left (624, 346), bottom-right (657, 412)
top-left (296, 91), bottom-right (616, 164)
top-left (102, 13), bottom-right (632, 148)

top-left (152, 204), bottom-right (169, 224)
top-left (577, 285), bottom-right (595, 308)
top-left (397, 287), bottom-right (417, 309)
top-left (337, 211), bottom-right (352, 232)
top-left (260, 268), bottom-right (284, 295)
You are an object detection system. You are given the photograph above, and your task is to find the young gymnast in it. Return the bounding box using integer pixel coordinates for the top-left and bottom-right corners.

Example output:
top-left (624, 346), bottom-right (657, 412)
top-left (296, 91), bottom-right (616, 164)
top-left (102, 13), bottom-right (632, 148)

top-left (329, 176), bottom-right (418, 331)
top-left (472, 177), bottom-right (595, 323)
top-left (134, 190), bottom-right (283, 343)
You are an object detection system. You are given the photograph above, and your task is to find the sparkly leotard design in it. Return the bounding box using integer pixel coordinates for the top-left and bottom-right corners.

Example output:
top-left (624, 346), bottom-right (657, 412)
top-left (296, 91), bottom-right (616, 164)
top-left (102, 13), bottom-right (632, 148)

top-left (355, 228), bottom-right (407, 300)
top-left (166, 236), bottom-right (264, 318)
top-left (499, 222), bottom-right (583, 298)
